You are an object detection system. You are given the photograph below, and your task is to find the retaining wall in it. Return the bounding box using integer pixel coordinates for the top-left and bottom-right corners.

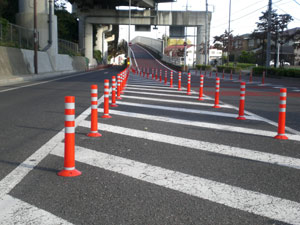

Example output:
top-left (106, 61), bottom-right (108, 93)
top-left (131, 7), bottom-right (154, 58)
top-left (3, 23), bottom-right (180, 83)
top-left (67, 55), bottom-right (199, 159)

top-left (0, 46), bottom-right (87, 80)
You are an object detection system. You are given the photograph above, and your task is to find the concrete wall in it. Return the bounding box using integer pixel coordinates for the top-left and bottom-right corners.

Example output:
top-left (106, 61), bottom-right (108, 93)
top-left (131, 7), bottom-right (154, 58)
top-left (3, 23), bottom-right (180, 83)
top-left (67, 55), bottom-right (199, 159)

top-left (0, 46), bottom-right (87, 79)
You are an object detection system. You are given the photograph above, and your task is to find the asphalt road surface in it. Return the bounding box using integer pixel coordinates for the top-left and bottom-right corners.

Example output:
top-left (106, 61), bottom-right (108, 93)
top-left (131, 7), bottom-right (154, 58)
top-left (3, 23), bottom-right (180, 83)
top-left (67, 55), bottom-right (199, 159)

top-left (0, 44), bottom-right (300, 225)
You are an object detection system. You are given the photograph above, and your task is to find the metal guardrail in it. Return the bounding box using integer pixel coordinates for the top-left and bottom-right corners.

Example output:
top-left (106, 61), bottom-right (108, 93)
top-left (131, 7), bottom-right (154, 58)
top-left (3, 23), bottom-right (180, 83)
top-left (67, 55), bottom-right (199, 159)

top-left (0, 21), bottom-right (37, 50)
top-left (58, 39), bottom-right (79, 55)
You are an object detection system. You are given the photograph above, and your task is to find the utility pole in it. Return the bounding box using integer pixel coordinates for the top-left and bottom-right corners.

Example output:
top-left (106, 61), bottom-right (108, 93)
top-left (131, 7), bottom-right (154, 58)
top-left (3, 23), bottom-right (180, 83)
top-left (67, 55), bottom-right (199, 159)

top-left (34, 0), bottom-right (38, 74)
top-left (266, 0), bottom-right (272, 68)
top-left (204, 0), bottom-right (208, 65)
top-left (227, 0), bottom-right (231, 65)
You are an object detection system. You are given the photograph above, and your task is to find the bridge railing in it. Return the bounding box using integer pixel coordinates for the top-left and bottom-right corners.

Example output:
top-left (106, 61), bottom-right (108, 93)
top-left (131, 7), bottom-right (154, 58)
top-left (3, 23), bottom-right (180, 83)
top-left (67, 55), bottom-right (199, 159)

top-left (0, 21), bottom-right (37, 50)
top-left (132, 36), bottom-right (163, 57)
top-left (58, 39), bottom-right (80, 56)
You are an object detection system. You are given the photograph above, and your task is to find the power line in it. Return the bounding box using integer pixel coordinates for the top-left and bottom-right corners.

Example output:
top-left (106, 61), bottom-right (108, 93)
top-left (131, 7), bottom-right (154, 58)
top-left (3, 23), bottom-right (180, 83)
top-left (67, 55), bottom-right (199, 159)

top-left (292, 0), bottom-right (300, 5)
top-left (274, 3), bottom-right (300, 20)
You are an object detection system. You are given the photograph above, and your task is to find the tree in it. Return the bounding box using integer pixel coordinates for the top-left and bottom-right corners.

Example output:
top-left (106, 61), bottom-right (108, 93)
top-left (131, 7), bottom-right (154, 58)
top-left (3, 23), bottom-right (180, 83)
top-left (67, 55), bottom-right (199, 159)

top-left (238, 51), bottom-right (256, 64)
top-left (54, 0), bottom-right (78, 43)
top-left (0, 0), bottom-right (18, 23)
top-left (252, 9), bottom-right (293, 67)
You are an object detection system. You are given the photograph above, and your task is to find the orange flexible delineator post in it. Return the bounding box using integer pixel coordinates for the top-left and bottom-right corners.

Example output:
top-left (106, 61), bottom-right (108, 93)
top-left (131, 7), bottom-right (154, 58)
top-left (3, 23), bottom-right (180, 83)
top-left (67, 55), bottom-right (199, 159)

top-left (198, 75), bottom-right (204, 101)
top-left (213, 78), bottom-right (221, 108)
top-left (170, 70), bottom-right (174, 88)
top-left (249, 71), bottom-right (253, 83)
top-left (237, 82), bottom-right (246, 120)
top-left (274, 88), bottom-right (288, 140)
top-left (152, 68), bottom-right (154, 79)
top-left (155, 69), bottom-right (158, 80)
top-left (117, 75), bottom-right (122, 100)
top-left (178, 71), bottom-right (182, 91)
top-left (102, 79), bottom-right (112, 119)
top-left (110, 76), bottom-right (118, 107)
top-left (187, 72), bottom-right (192, 95)
top-left (87, 85), bottom-right (102, 137)
top-left (58, 96), bottom-right (81, 177)
top-left (159, 69), bottom-right (162, 82)
top-left (164, 70), bottom-right (168, 85)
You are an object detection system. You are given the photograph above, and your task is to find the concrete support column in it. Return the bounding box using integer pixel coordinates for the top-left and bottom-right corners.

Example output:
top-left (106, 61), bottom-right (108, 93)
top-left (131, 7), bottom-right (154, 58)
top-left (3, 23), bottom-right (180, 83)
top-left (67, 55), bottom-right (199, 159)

top-left (16, 0), bottom-right (58, 56)
top-left (84, 22), bottom-right (94, 67)
top-left (196, 25), bottom-right (205, 65)
top-left (95, 25), bottom-right (112, 64)
top-left (78, 16), bottom-right (85, 54)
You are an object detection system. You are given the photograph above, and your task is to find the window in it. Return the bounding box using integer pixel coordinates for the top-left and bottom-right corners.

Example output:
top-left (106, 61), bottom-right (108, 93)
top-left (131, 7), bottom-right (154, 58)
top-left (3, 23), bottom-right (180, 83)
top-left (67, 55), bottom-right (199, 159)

top-left (248, 39), bottom-right (254, 48)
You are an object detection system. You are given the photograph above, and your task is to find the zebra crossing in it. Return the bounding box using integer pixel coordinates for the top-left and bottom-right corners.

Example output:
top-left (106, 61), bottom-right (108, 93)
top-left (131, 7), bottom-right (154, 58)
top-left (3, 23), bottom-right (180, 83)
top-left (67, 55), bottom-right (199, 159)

top-left (1, 72), bottom-right (300, 224)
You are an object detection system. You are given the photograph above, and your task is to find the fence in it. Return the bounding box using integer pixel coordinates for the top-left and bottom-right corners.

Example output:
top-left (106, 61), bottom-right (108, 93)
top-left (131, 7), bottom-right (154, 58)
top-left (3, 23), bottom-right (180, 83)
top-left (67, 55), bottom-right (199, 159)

top-left (58, 39), bottom-right (80, 56)
top-left (0, 21), bottom-right (37, 50)
top-left (132, 36), bottom-right (164, 56)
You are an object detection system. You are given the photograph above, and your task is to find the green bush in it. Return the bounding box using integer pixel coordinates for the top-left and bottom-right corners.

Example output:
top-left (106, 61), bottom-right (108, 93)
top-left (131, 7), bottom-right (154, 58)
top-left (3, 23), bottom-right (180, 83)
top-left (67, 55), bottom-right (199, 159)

top-left (217, 65), bottom-right (241, 73)
top-left (196, 64), bottom-right (212, 71)
top-left (252, 66), bottom-right (300, 78)
top-left (226, 62), bottom-right (256, 69)
top-left (238, 51), bottom-right (256, 64)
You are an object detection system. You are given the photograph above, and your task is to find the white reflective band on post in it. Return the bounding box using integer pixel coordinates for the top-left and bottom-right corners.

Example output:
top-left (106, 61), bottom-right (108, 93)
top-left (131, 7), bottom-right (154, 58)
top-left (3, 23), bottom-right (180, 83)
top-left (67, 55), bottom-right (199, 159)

top-left (240, 91), bottom-right (246, 94)
top-left (118, 83), bottom-right (120, 86)
top-left (241, 85), bottom-right (246, 88)
top-left (112, 79), bottom-right (116, 82)
top-left (65, 103), bottom-right (75, 109)
top-left (65, 115), bottom-right (75, 121)
top-left (240, 96), bottom-right (245, 100)
top-left (104, 88), bottom-right (110, 92)
top-left (64, 167), bottom-right (75, 170)
top-left (65, 127), bottom-right (75, 133)
top-left (91, 97), bottom-right (98, 101)
top-left (91, 105), bottom-right (98, 109)
top-left (216, 85), bottom-right (220, 88)
top-left (105, 94), bottom-right (109, 98)
top-left (91, 131), bottom-right (98, 133)
top-left (200, 85), bottom-right (203, 87)
top-left (280, 92), bottom-right (287, 97)
top-left (279, 108), bottom-right (286, 112)
top-left (91, 89), bottom-right (98, 94)
top-left (280, 100), bottom-right (286, 105)
top-left (216, 90), bottom-right (220, 92)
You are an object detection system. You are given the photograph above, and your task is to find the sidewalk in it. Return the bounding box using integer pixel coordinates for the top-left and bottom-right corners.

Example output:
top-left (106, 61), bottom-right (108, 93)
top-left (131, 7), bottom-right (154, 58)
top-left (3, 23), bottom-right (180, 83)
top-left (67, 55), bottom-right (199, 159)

top-left (0, 64), bottom-right (113, 86)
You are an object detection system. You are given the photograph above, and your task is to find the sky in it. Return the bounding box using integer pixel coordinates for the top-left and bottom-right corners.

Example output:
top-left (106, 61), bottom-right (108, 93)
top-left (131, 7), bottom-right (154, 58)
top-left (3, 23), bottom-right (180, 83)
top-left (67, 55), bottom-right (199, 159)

top-left (65, 0), bottom-right (300, 44)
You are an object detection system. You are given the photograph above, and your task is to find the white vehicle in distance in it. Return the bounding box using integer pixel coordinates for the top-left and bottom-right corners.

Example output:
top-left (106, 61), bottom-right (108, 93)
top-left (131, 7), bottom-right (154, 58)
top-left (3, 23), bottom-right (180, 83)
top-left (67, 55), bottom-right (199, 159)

top-left (270, 60), bottom-right (290, 66)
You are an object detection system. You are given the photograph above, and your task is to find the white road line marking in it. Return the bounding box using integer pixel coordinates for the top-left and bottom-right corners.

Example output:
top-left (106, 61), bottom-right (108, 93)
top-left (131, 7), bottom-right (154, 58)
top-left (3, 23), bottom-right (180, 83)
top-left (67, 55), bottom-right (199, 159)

top-left (0, 70), bottom-right (96, 93)
top-left (127, 84), bottom-right (177, 90)
top-left (105, 109), bottom-right (300, 142)
top-left (124, 90), bottom-right (207, 100)
top-left (80, 121), bottom-right (300, 170)
top-left (135, 44), bottom-right (178, 73)
top-left (121, 95), bottom-right (227, 108)
top-left (116, 101), bottom-right (259, 120)
top-left (0, 96), bottom-right (104, 199)
top-left (51, 144), bottom-right (300, 225)
top-left (126, 86), bottom-right (198, 94)
top-left (0, 195), bottom-right (73, 225)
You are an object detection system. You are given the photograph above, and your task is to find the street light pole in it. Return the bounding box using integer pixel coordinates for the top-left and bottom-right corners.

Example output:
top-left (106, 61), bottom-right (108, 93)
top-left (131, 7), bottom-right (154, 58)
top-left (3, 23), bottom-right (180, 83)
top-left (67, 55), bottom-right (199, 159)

top-left (128, 0), bottom-right (131, 58)
top-left (227, 0), bottom-right (232, 65)
top-left (266, 0), bottom-right (272, 68)
top-left (204, 0), bottom-right (208, 65)
top-left (34, 0), bottom-right (38, 74)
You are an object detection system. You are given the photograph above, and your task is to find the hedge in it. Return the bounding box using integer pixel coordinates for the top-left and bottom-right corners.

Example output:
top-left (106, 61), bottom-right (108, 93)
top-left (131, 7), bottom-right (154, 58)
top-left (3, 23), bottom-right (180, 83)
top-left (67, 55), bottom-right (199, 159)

top-left (196, 64), bottom-right (212, 71)
top-left (216, 66), bottom-right (241, 73)
top-left (227, 62), bottom-right (256, 69)
top-left (252, 66), bottom-right (300, 78)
